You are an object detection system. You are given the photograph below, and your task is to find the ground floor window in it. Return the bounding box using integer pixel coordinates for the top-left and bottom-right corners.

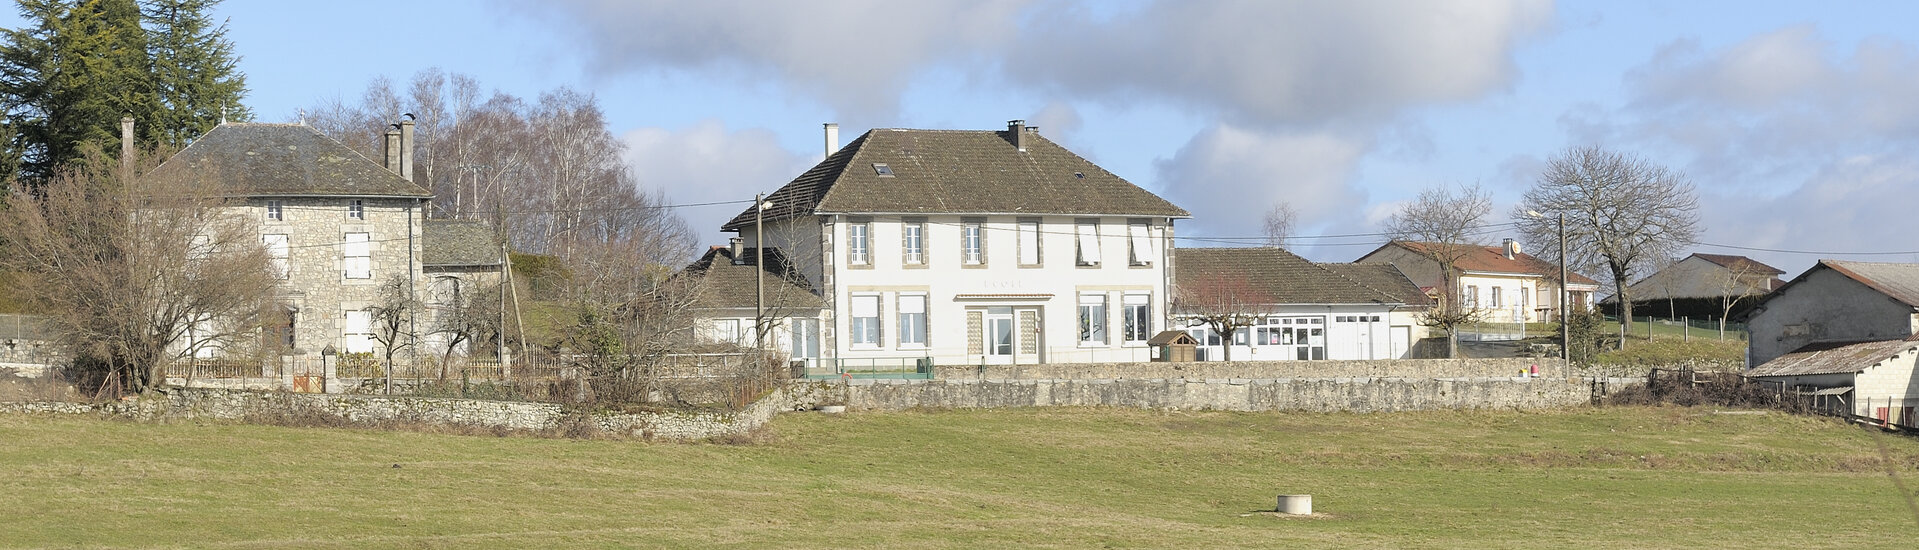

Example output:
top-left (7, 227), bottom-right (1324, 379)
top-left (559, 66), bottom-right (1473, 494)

top-left (1122, 293), bottom-right (1150, 343)
top-left (850, 294), bottom-right (882, 347)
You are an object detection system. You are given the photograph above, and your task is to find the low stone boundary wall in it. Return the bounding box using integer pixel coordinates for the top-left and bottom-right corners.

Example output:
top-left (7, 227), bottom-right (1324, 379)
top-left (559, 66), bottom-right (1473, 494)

top-left (836, 377), bottom-right (1594, 412)
top-left (0, 386), bottom-right (825, 441)
top-left (933, 358), bottom-right (1562, 381)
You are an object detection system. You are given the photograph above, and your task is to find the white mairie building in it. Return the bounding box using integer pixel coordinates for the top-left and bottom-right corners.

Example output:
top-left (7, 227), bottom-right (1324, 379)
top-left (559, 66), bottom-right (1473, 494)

top-left (723, 121), bottom-right (1189, 368)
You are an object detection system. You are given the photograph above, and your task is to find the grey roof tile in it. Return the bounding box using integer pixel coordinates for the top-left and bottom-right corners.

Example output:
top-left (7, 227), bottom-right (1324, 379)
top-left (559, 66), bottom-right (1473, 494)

top-left (1175, 247), bottom-right (1409, 305)
top-left (678, 246), bottom-right (825, 310)
top-left (422, 220), bottom-right (501, 267)
top-left (145, 123), bottom-right (431, 198)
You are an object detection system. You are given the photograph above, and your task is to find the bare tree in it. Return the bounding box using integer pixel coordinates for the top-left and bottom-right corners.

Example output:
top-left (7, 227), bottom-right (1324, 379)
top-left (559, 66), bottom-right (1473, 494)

top-left (1175, 274), bottom-right (1272, 362)
top-left (1262, 203), bottom-right (1297, 248)
top-left (426, 280), bottom-right (501, 367)
top-left (367, 275), bottom-right (420, 391)
top-left (1383, 184), bottom-right (1493, 357)
top-left (1715, 259), bottom-right (1763, 337)
top-left (1517, 146), bottom-right (1700, 346)
top-left (0, 145), bottom-right (277, 395)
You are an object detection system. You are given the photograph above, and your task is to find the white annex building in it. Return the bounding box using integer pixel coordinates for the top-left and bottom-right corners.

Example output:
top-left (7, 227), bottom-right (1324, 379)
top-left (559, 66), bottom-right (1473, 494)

top-left (722, 121), bottom-right (1188, 369)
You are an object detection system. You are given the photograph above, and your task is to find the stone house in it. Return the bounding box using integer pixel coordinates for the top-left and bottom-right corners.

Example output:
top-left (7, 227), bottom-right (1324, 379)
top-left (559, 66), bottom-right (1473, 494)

top-left (1744, 338), bottom-right (1919, 426)
top-left (1608, 253), bottom-right (1785, 319)
top-left (1173, 247), bottom-right (1433, 361)
top-left (721, 121), bottom-right (1188, 368)
top-left (145, 122), bottom-right (440, 362)
top-left (1354, 240), bottom-right (1599, 323)
top-left (420, 219), bottom-right (504, 359)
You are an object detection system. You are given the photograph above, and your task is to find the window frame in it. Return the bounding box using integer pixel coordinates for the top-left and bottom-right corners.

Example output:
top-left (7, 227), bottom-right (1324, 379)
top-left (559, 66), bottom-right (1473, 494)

top-left (1126, 219), bottom-right (1152, 266)
top-left (1121, 293), bottom-right (1150, 343)
top-left (901, 218), bottom-right (926, 266)
top-left (961, 217), bottom-right (985, 267)
top-left (1075, 219), bottom-right (1102, 266)
top-left (264, 234), bottom-right (290, 280)
top-left (897, 293), bottom-right (928, 348)
top-left (343, 232), bottom-right (372, 279)
top-left (1017, 218), bottom-right (1042, 267)
top-left (846, 220), bottom-right (871, 266)
top-left (266, 200), bottom-right (283, 222)
top-left (1078, 292), bottom-right (1108, 346)
top-left (849, 294), bottom-right (882, 347)
top-left (347, 199), bottom-right (365, 220)
top-left (343, 309), bottom-right (375, 354)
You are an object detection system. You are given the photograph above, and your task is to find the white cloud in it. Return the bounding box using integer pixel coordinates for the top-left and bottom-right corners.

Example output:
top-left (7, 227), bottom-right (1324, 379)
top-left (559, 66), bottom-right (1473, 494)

top-left (622, 120), bottom-right (812, 245)
top-left (1007, 0), bottom-right (1551, 126)
top-left (1153, 125), bottom-right (1369, 240)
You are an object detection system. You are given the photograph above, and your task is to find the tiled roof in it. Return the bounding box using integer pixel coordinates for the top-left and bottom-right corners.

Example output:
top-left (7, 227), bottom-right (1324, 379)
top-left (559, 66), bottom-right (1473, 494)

top-left (1323, 263), bottom-right (1435, 307)
top-left (678, 246), bottom-right (825, 310)
top-left (1174, 247), bottom-right (1409, 306)
top-left (1387, 241), bottom-right (1599, 285)
top-left (721, 127), bottom-right (1187, 230)
top-left (1691, 253), bottom-right (1785, 276)
top-left (422, 220), bottom-right (501, 267)
top-left (1746, 338), bottom-right (1918, 377)
top-left (144, 123), bottom-right (432, 198)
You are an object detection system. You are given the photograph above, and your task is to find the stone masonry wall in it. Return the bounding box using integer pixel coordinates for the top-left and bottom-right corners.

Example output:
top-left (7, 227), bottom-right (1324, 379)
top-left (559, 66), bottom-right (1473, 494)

top-left (933, 357), bottom-right (1561, 381)
top-left (834, 377), bottom-right (1593, 412)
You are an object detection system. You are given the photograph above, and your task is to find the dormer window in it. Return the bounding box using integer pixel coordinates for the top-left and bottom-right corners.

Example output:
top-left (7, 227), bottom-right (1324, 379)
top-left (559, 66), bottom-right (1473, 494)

top-left (873, 163), bottom-right (893, 177)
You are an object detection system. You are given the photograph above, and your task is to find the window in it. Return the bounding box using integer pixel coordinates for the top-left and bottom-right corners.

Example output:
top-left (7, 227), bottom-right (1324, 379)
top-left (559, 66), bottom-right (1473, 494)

top-left (1491, 287), bottom-right (1503, 308)
top-left (850, 294), bottom-right (881, 347)
top-left (1127, 220), bottom-right (1152, 266)
top-left (348, 199), bottom-right (364, 220)
top-left (1078, 293), bottom-right (1107, 345)
top-left (707, 319), bottom-right (741, 344)
top-left (847, 222), bottom-right (870, 265)
top-left (344, 232), bottom-right (371, 279)
top-left (264, 234), bottom-right (290, 279)
top-left (266, 200), bottom-right (283, 221)
top-left (1075, 219), bottom-right (1102, 266)
top-left (1122, 293), bottom-right (1150, 343)
top-left (1465, 286), bottom-right (1479, 308)
top-left (872, 163), bottom-right (893, 176)
top-left (1018, 219), bottom-right (1041, 265)
top-left (790, 318), bottom-right (820, 359)
top-left (344, 309), bottom-right (374, 353)
top-left (271, 307), bottom-right (296, 350)
top-left (898, 294), bottom-right (927, 347)
top-left (901, 220), bottom-right (925, 265)
top-left (961, 218), bottom-right (984, 265)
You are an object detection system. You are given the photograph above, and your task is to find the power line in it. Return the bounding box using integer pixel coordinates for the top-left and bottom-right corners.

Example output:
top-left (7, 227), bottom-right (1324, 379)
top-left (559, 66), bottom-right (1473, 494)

top-left (1694, 241), bottom-right (1919, 257)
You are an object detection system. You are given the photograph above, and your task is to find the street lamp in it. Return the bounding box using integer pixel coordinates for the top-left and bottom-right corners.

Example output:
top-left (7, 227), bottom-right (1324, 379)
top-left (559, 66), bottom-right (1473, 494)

top-left (1527, 210), bottom-right (1569, 375)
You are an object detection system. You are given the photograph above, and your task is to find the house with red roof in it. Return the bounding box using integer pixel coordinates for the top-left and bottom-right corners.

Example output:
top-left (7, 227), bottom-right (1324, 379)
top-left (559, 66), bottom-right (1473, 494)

top-left (1354, 240), bottom-right (1599, 324)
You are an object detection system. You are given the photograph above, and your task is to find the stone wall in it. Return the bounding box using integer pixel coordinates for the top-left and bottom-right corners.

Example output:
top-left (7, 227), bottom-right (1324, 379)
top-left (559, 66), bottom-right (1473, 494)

top-left (932, 357), bottom-right (1561, 381)
top-left (835, 377), bottom-right (1593, 412)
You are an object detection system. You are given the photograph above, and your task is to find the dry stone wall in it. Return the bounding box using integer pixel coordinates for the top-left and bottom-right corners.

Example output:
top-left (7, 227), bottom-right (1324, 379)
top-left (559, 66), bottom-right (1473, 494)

top-left (934, 357), bottom-right (1561, 381)
top-left (836, 377), bottom-right (1592, 412)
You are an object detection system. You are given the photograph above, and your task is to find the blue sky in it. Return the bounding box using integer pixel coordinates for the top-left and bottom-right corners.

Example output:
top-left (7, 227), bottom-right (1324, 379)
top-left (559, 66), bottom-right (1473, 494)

top-left (12, 0), bottom-right (1919, 277)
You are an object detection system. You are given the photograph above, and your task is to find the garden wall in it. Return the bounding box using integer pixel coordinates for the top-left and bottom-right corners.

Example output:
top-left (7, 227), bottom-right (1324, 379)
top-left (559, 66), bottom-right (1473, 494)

top-left (932, 357), bottom-right (1561, 381)
top-left (831, 377), bottom-right (1595, 412)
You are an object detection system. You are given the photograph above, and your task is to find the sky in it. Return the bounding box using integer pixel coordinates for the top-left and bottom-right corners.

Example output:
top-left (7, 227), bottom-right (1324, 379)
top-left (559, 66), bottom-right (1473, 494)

top-left (12, 0), bottom-right (1919, 278)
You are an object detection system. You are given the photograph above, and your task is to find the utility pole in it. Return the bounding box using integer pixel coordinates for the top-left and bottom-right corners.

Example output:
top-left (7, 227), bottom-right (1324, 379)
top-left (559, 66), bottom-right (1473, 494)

top-left (754, 192), bottom-right (768, 350)
top-left (1557, 211), bottom-right (1569, 375)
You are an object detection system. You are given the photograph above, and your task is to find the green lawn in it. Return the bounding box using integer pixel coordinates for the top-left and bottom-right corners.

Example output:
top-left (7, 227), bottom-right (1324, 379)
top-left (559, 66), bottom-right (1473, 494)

top-left (3, 407), bottom-right (1917, 548)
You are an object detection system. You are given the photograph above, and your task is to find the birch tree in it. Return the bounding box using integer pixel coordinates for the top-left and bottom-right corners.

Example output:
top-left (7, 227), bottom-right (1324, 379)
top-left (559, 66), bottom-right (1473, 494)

top-left (1384, 183), bottom-right (1492, 357)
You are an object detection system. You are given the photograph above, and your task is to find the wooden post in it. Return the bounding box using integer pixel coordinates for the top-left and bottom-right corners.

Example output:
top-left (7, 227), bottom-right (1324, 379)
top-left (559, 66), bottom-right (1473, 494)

top-left (1683, 316), bottom-right (1689, 342)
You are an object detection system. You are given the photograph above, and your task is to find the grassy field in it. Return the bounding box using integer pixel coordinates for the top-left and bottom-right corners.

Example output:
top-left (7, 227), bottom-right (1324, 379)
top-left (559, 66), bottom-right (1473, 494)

top-left (3, 407), bottom-right (1918, 549)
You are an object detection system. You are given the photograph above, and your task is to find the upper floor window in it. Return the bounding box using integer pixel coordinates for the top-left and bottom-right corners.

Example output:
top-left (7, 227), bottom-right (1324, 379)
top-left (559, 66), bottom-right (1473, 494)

top-left (847, 221), bottom-right (871, 266)
top-left (266, 200), bottom-right (283, 221)
top-left (961, 218), bottom-right (984, 265)
top-left (1075, 219), bottom-right (1101, 266)
top-left (1491, 287), bottom-right (1503, 308)
top-left (264, 234), bottom-right (290, 279)
top-left (1127, 220), bottom-right (1152, 266)
top-left (348, 199), bottom-right (365, 220)
top-left (1018, 219), bottom-right (1041, 266)
top-left (344, 232), bottom-right (371, 279)
top-left (901, 219), bottom-right (925, 265)
top-left (1465, 285), bottom-right (1479, 308)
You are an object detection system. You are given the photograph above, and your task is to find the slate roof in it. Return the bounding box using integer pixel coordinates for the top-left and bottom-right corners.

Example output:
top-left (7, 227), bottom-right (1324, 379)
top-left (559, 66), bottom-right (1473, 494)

top-left (1383, 241), bottom-right (1600, 286)
top-left (1692, 253), bottom-right (1785, 276)
top-left (1746, 338), bottom-right (1919, 377)
top-left (144, 123), bottom-right (432, 198)
top-left (721, 127), bottom-right (1187, 230)
top-left (679, 246), bottom-right (826, 310)
top-left (421, 220), bottom-right (501, 267)
top-left (1323, 263), bottom-right (1435, 307)
top-left (1174, 247), bottom-right (1411, 306)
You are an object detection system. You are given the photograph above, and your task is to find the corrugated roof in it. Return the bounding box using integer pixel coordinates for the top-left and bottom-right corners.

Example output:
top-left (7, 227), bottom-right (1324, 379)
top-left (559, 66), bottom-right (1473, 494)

top-left (422, 220), bottom-right (501, 267)
top-left (721, 127), bottom-right (1187, 230)
top-left (1746, 338), bottom-right (1918, 377)
top-left (1174, 247), bottom-right (1407, 306)
top-left (1822, 261), bottom-right (1919, 308)
top-left (678, 246), bottom-right (825, 310)
top-left (145, 123), bottom-right (432, 198)
top-left (1383, 241), bottom-right (1600, 286)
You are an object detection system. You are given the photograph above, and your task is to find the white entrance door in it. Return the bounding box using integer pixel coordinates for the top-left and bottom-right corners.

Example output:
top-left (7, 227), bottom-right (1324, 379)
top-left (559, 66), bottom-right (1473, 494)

top-left (985, 311), bottom-right (1016, 365)
top-left (1392, 325), bottom-right (1411, 359)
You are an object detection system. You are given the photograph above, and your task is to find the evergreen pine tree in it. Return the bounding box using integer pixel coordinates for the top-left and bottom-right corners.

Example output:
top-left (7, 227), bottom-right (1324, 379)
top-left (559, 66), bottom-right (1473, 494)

top-left (0, 0), bottom-right (155, 180)
top-left (142, 0), bottom-right (247, 147)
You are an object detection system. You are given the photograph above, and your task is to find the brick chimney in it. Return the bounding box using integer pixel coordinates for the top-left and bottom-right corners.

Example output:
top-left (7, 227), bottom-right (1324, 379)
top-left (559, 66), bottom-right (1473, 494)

top-left (399, 119), bottom-right (415, 182)
top-left (382, 125), bottom-right (401, 175)
top-left (1008, 119), bottom-right (1026, 152)
top-left (729, 237), bottom-right (744, 264)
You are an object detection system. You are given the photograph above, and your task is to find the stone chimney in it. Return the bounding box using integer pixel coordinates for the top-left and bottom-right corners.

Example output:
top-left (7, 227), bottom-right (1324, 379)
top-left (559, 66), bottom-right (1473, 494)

top-left (119, 117), bottom-right (134, 172)
top-left (823, 123), bottom-right (839, 158)
top-left (1503, 239), bottom-right (1520, 260)
top-left (1008, 119), bottom-right (1027, 152)
top-left (382, 125), bottom-right (401, 175)
top-left (399, 119), bottom-right (415, 182)
top-left (729, 237), bottom-right (745, 264)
